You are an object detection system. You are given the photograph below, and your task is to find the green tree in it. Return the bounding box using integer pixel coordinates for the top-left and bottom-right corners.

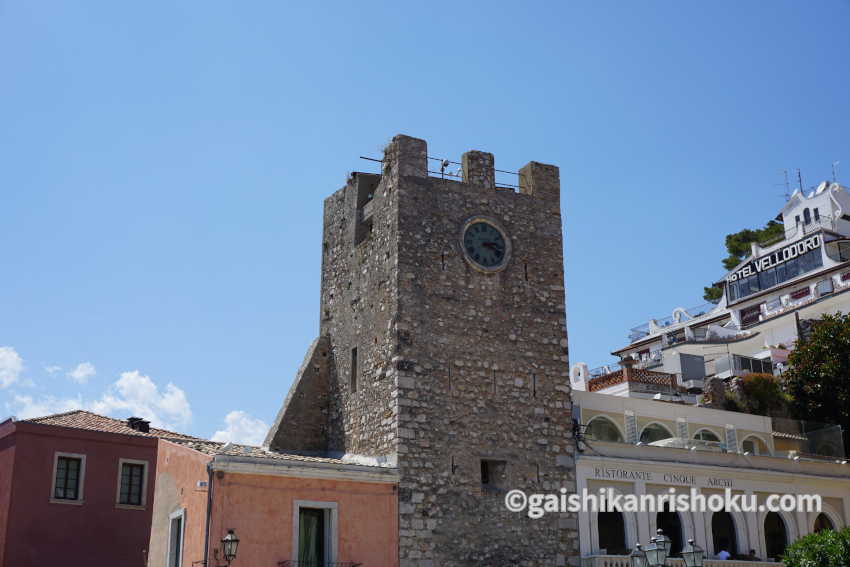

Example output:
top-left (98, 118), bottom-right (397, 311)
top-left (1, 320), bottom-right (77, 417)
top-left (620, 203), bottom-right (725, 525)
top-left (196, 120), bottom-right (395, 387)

top-left (784, 312), bottom-right (850, 455)
top-left (702, 220), bottom-right (785, 303)
top-left (738, 373), bottom-right (790, 417)
top-left (783, 526), bottom-right (850, 567)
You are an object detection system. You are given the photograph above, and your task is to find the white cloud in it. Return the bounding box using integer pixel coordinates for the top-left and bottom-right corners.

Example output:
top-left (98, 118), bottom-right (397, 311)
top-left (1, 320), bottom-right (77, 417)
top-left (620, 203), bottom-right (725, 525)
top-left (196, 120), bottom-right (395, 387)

top-left (91, 370), bottom-right (192, 429)
top-left (10, 394), bottom-right (85, 419)
top-left (44, 365), bottom-right (62, 375)
top-left (0, 347), bottom-right (23, 389)
top-left (7, 369), bottom-right (192, 430)
top-left (211, 410), bottom-right (269, 445)
top-left (67, 362), bottom-right (96, 384)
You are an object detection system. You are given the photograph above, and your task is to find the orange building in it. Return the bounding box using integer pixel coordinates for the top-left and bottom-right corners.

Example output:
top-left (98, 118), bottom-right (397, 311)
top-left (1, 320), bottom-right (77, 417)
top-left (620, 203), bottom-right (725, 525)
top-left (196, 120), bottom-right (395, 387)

top-left (148, 438), bottom-right (399, 567)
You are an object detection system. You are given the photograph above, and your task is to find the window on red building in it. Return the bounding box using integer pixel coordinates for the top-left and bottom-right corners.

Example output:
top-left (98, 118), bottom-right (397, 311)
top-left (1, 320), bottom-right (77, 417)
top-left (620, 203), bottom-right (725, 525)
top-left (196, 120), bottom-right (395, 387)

top-left (118, 460), bottom-right (147, 506)
top-left (53, 454), bottom-right (84, 501)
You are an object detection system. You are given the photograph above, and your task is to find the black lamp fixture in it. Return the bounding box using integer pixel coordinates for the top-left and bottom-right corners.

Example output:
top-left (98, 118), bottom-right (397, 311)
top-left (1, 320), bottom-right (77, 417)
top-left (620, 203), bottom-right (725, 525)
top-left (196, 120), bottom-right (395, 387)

top-left (221, 529), bottom-right (239, 565)
top-left (681, 539), bottom-right (705, 567)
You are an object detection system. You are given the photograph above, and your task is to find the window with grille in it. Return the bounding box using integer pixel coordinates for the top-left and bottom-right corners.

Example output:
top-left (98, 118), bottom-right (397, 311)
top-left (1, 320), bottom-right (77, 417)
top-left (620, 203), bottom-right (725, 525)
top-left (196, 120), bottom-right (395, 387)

top-left (54, 456), bottom-right (83, 500)
top-left (119, 462), bottom-right (146, 506)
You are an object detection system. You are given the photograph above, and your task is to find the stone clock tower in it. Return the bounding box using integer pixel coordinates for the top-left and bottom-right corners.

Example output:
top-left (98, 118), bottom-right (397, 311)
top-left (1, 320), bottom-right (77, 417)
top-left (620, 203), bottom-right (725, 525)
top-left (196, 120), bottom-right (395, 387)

top-left (267, 135), bottom-right (578, 565)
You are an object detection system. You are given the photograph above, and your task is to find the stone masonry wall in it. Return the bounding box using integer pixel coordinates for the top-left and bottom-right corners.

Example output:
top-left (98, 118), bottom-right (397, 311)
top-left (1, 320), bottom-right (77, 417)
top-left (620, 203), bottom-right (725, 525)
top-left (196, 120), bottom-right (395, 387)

top-left (291, 134), bottom-right (580, 565)
top-left (385, 136), bottom-right (578, 566)
top-left (319, 170), bottom-right (401, 456)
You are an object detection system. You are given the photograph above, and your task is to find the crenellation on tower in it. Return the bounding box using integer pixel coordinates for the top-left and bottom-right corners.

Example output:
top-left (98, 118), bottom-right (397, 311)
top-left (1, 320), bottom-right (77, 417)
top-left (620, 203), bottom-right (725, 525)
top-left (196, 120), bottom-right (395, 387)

top-left (462, 150), bottom-right (496, 189)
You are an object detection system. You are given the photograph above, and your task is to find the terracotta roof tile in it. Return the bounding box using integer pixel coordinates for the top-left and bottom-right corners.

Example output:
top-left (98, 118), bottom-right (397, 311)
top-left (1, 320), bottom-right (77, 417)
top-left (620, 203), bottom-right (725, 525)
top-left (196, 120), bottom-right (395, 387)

top-left (170, 438), bottom-right (391, 467)
top-left (24, 410), bottom-right (199, 440)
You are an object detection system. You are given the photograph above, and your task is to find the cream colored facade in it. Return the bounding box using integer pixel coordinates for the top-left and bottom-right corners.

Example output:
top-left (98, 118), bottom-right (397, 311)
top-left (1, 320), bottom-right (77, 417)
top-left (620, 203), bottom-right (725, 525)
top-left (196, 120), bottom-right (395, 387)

top-left (574, 391), bottom-right (850, 564)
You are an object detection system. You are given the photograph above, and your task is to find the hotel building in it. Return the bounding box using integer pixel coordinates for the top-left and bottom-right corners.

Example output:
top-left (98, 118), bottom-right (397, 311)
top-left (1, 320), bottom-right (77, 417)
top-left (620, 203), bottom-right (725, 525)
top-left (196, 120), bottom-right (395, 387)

top-left (572, 180), bottom-right (850, 394)
top-left (570, 181), bottom-right (850, 565)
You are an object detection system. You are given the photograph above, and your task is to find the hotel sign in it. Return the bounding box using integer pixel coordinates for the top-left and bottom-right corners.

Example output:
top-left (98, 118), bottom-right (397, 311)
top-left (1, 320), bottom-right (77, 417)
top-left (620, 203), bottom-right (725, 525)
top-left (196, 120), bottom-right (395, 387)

top-left (725, 234), bottom-right (822, 283)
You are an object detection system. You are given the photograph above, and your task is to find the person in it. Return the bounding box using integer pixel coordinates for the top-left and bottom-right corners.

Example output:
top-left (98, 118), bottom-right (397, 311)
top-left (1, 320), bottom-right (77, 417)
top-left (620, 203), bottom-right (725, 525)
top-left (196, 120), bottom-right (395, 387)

top-left (744, 549), bottom-right (761, 561)
top-left (716, 549), bottom-right (731, 560)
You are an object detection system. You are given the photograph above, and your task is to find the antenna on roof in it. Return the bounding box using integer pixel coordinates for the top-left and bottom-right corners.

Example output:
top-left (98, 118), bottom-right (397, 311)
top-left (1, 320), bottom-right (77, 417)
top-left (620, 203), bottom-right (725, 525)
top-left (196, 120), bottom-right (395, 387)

top-left (833, 161), bottom-right (840, 184)
top-left (777, 169), bottom-right (791, 200)
top-left (797, 169), bottom-right (804, 192)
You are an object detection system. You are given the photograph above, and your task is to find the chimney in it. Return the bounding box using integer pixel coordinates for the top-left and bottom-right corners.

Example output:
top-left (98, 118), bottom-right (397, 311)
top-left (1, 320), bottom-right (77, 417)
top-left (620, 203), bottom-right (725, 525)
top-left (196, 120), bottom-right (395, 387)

top-left (620, 357), bottom-right (636, 382)
top-left (127, 417), bottom-right (150, 433)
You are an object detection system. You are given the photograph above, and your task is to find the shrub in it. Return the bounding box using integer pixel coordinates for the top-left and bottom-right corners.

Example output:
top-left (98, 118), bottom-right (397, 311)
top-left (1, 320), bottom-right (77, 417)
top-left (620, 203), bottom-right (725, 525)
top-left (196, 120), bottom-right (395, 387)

top-left (783, 527), bottom-right (850, 567)
top-left (739, 372), bottom-right (790, 417)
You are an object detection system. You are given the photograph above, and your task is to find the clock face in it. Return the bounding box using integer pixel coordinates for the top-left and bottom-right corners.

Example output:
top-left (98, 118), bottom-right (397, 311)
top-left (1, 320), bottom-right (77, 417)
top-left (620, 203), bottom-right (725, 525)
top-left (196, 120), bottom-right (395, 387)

top-left (463, 221), bottom-right (508, 270)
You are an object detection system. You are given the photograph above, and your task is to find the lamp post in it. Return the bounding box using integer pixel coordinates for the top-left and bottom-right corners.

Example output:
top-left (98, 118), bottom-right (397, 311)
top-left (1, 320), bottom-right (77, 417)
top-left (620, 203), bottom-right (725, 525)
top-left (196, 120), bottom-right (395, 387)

top-left (653, 529), bottom-right (672, 559)
top-left (221, 529), bottom-right (239, 566)
top-left (629, 543), bottom-right (648, 567)
top-left (681, 539), bottom-right (705, 567)
top-left (643, 536), bottom-right (668, 567)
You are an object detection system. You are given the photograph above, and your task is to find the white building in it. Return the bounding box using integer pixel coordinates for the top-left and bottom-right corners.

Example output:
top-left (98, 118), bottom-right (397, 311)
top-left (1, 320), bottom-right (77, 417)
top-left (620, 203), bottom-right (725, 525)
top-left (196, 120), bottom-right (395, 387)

top-left (574, 390), bottom-right (850, 566)
top-left (572, 180), bottom-right (850, 395)
top-left (569, 181), bottom-right (850, 565)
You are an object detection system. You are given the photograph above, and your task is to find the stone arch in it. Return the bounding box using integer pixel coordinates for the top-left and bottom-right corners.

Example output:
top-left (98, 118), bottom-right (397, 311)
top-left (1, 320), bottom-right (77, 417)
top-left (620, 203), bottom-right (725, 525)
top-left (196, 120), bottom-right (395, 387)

top-left (648, 498), bottom-right (696, 557)
top-left (638, 422), bottom-right (675, 444)
top-left (707, 508), bottom-right (749, 557)
top-left (585, 415), bottom-right (625, 443)
top-left (758, 508), bottom-right (798, 561)
top-left (590, 486), bottom-right (638, 555)
top-left (810, 501), bottom-right (844, 533)
top-left (740, 434), bottom-right (772, 456)
top-left (692, 428), bottom-right (722, 442)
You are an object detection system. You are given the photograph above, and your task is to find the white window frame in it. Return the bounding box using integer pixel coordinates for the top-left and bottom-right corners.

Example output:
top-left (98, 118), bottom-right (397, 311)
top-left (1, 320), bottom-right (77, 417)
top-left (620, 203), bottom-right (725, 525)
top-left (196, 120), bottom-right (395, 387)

top-left (166, 508), bottom-right (186, 567)
top-left (115, 458), bottom-right (149, 509)
top-left (292, 500), bottom-right (338, 564)
top-left (50, 451), bottom-right (86, 505)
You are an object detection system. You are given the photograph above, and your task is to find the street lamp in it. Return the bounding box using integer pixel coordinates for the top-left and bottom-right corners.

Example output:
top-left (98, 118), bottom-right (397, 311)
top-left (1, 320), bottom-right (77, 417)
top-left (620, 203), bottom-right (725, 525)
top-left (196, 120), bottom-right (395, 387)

top-left (654, 528), bottom-right (672, 558)
top-left (221, 529), bottom-right (239, 565)
top-left (629, 543), bottom-right (648, 567)
top-left (643, 535), bottom-right (668, 567)
top-left (681, 539), bottom-right (705, 567)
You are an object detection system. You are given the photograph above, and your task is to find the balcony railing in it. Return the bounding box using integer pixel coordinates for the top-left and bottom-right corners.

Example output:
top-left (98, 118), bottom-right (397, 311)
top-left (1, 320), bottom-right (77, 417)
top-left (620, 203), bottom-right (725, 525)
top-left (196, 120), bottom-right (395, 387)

top-left (629, 302), bottom-right (722, 343)
top-left (581, 556), bottom-right (781, 567)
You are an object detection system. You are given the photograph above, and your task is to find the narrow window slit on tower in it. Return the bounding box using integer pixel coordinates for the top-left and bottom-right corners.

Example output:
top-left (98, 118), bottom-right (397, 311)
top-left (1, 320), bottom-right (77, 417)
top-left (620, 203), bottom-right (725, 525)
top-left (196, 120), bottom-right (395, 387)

top-left (524, 262), bottom-right (529, 281)
top-left (480, 459), bottom-right (507, 489)
top-left (448, 367), bottom-right (452, 395)
top-left (536, 463), bottom-right (541, 483)
top-left (441, 251), bottom-right (446, 271)
top-left (532, 374), bottom-right (537, 398)
top-left (350, 347), bottom-right (358, 393)
top-left (492, 369), bottom-right (497, 395)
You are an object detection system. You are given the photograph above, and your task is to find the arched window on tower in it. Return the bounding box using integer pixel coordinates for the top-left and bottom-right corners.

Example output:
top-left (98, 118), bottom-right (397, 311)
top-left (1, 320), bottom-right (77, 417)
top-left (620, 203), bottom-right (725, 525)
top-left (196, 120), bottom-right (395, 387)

top-left (804, 208), bottom-right (812, 225)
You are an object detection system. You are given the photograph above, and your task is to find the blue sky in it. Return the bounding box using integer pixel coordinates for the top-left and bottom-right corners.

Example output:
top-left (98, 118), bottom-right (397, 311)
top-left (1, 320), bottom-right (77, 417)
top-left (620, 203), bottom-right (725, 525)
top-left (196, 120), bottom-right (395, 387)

top-left (2, 1), bottom-right (849, 443)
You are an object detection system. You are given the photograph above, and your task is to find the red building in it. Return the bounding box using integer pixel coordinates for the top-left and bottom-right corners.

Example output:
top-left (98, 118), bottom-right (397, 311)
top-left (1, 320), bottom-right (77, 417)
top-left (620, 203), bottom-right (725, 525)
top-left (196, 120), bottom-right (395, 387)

top-left (148, 438), bottom-right (399, 567)
top-left (0, 410), bottom-right (197, 567)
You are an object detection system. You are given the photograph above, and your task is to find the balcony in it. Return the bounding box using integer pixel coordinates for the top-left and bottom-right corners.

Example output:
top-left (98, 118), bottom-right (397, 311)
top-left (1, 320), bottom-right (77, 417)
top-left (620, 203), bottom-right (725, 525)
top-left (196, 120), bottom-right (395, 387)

top-left (713, 354), bottom-right (773, 378)
top-left (581, 556), bottom-right (781, 567)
